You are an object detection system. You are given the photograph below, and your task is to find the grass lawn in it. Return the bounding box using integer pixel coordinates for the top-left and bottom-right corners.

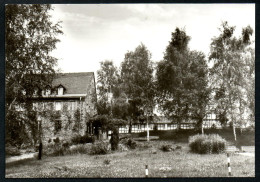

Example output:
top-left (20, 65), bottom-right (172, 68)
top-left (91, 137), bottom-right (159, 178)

top-left (5, 141), bottom-right (255, 178)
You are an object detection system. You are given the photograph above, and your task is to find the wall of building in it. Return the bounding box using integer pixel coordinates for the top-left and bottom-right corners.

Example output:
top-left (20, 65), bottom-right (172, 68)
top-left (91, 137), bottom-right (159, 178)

top-left (34, 99), bottom-right (90, 145)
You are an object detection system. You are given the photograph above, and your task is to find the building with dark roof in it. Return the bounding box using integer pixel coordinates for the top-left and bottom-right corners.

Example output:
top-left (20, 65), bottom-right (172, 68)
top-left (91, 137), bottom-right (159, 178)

top-left (31, 72), bottom-right (97, 144)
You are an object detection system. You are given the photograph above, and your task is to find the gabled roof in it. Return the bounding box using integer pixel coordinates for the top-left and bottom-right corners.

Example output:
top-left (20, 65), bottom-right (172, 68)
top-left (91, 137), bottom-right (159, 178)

top-left (51, 72), bottom-right (95, 95)
top-left (57, 84), bottom-right (66, 89)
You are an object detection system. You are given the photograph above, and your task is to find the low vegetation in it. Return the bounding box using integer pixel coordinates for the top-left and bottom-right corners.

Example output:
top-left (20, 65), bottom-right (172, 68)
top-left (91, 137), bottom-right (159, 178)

top-left (90, 142), bottom-right (110, 155)
top-left (135, 128), bottom-right (255, 147)
top-left (71, 134), bottom-right (95, 145)
top-left (6, 128), bottom-right (254, 177)
top-left (6, 140), bottom-right (254, 178)
top-left (189, 134), bottom-right (226, 154)
top-left (5, 145), bottom-right (21, 157)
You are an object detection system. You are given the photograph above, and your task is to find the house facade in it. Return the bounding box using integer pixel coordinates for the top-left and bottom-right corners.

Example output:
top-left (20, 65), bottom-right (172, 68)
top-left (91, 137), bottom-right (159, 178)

top-left (30, 72), bottom-right (97, 144)
top-left (118, 104), bottom-right (222, 134)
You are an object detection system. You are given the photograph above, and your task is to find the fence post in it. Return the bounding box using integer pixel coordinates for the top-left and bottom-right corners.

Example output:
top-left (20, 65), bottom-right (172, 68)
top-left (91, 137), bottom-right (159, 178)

top-left (227, 153), bottom-right (231, 176)
top-left (145, 164), bottom-right (148, 178)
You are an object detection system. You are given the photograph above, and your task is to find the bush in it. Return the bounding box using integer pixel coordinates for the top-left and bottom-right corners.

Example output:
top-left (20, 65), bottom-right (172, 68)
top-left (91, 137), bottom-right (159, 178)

top-left (120, 138), bottom-right (137, 149)
top-left (44, 143), bottom-right (92, 156)
top-left (62, 142), bottom-right (70, 149)
top-left (136, 142), bottom-right (153, 150)
top-left (118, 144), bottom-right (129, 152)
top-left (103, 159), bottom-right (111, 165)
top-left (43, 143), bottom-right (67, 156)
top-left (67, 144), bottom-right (92, 155)
top-left (90, 142), bottom-right (110, 155)
top-left (110, 129), bottom-right (119, 151)
top-left (189, 134), bottom-right (226, 154)
top-left (5, 145), bottom-right (21, 156)
top-left (52, 145), bottom-right (66, 156)
top-left (175, 145), bottom-right (182, 150)
top-left (160, 144), bottom-right (174, 152)
top-left (71, 134), bottom-right (95, 145)
top-left (53, 137), bottom-right (60, 144)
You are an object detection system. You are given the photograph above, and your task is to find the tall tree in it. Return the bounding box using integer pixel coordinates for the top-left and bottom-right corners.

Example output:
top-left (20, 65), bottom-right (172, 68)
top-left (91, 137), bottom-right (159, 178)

top-left (96, 60), bottom-right (120, 115)
top-left (156, 28), bottom-right (190, 129)
top-left (120, 43), bottom-right (156, 129)
top-left (188, 51), bottom-right (210, 132)
top-left (156, 28), bottom-right (210, 130)
top-left (6, 4), bottom-right (63, 108)
top-left (5, 4), bottom-right (63, 146)
top-left (95, 60), bottom-right (130, 132)
top-left (209, 22), bottom-right (254, 140)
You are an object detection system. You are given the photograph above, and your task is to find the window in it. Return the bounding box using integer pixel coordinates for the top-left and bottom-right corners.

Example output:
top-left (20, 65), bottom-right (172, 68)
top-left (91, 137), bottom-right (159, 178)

top-left (54, 120), bottom-right (62, 133)
top-left (55, 102), bottom-right (62, 111)
top-left (33, 103), bottom-right (38, 111)
top-left (68, 101), bottom-right (77, 110)
top-left (119, 126), bottom-right (128, 133)
top-left (168, 124), bottom-right (176, 130)
top-left (45, 102), bottom-right (53, 110)
top-left (33, 88), bottom-right (39, 96)
top-left (46, 89), bottom-right (51, 95)
top-left (158, 124), bottom-right (165, 130)
top-left (58, 86), bottom-right (64, 95)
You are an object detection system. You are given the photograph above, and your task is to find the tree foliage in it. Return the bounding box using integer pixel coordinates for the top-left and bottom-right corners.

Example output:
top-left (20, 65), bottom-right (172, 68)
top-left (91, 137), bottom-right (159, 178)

top-left (5, 4), bottom-right (63, 146)
top-left (96, 60), bottom-right (129, 130)
top-left (95, 44), bottom-right (156, 132)
top-left (120, 43), bottom-right (156, 120)
top-left (156, 28), bottom-right (210, 129)
top-left (97, 60), bottom-right (119, 102)
top-left (209, 21), bottom-right (254, 139)
top-left (5, 4), bottom-right (63, 108)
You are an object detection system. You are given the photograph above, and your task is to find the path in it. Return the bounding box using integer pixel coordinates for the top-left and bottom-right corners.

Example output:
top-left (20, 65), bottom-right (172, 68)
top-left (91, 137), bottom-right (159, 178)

top-left (6, 152), bottom-right (37, 164)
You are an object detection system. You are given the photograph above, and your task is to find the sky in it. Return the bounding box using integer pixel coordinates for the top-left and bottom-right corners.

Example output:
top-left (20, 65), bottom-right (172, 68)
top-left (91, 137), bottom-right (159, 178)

top-left (50, 4), bottom-right (255, 74)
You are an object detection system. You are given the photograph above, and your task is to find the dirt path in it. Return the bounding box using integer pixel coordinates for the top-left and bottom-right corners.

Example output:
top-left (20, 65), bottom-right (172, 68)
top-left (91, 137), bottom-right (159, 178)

top-left (6, 153), bottom-right (37, 164)
top-left (237, 153), bottom-right (254, 157)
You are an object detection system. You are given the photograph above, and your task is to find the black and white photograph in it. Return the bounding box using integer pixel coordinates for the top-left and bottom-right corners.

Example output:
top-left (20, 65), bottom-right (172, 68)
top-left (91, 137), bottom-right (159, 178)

top-left (5, 3), bottom-right (255, 178)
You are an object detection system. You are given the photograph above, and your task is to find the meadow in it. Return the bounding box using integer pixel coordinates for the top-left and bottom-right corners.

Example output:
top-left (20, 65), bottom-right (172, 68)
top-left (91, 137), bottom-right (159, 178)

top-left (5, 128), bottom-right (255, 178)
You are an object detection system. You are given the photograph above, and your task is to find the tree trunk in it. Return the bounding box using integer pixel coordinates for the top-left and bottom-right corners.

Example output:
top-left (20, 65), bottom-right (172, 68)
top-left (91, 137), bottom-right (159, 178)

top-left (228, 87), bottom-right (237, 141)
top-left (233, 122), bottom-right (236, 141)
top-left (230, 103), bottom-right (236, 141)
top-left (146, 115), bottom-right (149, 141)
top-left (198, 117), bottom-right (204, 134)
top-left (129, 119), bottom-right (132, 134)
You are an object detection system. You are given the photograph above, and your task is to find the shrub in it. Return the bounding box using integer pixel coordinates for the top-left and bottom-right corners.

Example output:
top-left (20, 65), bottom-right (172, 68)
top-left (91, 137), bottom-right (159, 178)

top-left (90, 142), bottom-right (110, 155)
top-left (53, 137), bottom-right (60, 144)
top-left (160, 144), bottom-right (174, 152)
top-left (175, 145), bottom-right (182, 150)
top-left (189, 134), bottom-right (226, 154)
top-left (110, 129), bottom-right (119, 151)
top-left (62, 142), bottom-right (70, 149)
top-left (136, 142), bottom-right (152, 150)
top-left (71, 134), bottom-right (95, 145)
top-left (127, 139), bottom-right (137, 149)
top-left (120, 138), bottom-right (137, 149)
top-left (52, 145), bottom-right (65, 156)
top-left (5, 146), bottom-right (21, 156)
top-left (67, 144), bottom-right (92, 155)
top-left (103, 159), bottom-right (111, 165)
top-left (43, 143), bottom-right (67, 156)
top-left (118, 144), bottom-right (129, 152)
